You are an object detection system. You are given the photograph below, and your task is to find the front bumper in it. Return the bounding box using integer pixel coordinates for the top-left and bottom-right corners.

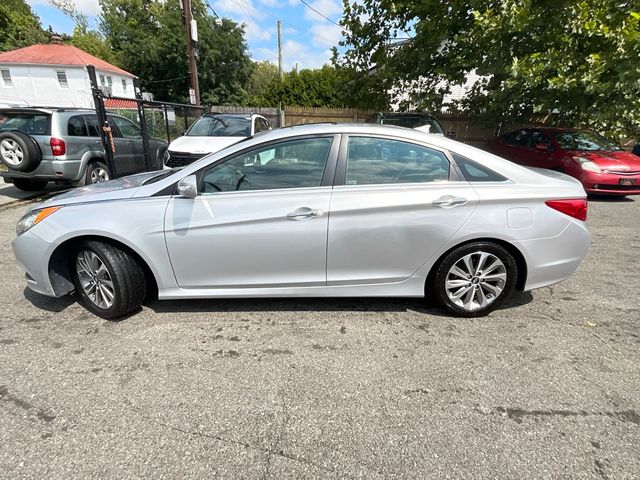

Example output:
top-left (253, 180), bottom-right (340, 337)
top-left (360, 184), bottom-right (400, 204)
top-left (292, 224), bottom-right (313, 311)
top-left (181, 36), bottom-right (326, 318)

top-left (579, 171), bottom-right (640, 195)
top-left (12, 229), bottom-right (59, 297)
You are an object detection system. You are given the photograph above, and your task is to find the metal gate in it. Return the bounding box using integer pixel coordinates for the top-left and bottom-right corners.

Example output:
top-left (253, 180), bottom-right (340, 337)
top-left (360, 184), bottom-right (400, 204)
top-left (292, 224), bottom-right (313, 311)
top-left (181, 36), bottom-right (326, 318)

top-left (87, 65), bottom-right (205, 179)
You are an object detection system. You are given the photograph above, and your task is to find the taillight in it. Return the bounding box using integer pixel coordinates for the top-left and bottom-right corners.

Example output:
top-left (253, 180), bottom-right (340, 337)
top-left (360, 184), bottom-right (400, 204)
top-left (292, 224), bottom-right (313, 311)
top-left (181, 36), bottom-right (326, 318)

top-left (50, 137), bottom-right (66, 156)
top-left (545, 199), bottom-right (588, 221)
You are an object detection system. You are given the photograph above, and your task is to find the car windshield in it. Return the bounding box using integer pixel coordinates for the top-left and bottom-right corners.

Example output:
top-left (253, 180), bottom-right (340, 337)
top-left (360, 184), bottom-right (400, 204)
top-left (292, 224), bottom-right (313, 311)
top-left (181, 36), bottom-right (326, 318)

top-left (186, 115), bottom-right (251, 137)
top-left (380, 116), bottom-right (444, 134)
top-left (0, 112), bottom-right (50, 135)
top-left (553, 131), bottom-right (622, 152)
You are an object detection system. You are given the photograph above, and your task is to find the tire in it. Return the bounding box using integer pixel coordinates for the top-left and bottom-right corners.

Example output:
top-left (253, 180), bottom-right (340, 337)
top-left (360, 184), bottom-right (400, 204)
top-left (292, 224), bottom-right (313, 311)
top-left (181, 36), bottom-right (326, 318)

top-left (85, 161), bottom-right (110, 184)
top-left (12, 179), bottom-right (48, 191)
top-left (431, 241), bottom-right (517, 317)
top-left (71, 240), bottom-right (146, 320)
top-left (0, 131), bottom-right (41, 172)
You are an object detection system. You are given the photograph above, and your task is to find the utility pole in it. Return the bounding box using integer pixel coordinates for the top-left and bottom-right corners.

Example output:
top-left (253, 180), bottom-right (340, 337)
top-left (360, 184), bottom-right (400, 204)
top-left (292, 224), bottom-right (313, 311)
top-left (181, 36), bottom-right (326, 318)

top-left (277, 19), bottom-right (283, 79)
top-left (182, 0), bottom-right (200, 105)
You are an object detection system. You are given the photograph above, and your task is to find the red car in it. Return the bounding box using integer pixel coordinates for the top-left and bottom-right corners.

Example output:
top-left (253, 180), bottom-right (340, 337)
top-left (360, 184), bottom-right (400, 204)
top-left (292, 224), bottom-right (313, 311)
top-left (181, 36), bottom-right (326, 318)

top-left (490, 128), bottom-right (640, 196)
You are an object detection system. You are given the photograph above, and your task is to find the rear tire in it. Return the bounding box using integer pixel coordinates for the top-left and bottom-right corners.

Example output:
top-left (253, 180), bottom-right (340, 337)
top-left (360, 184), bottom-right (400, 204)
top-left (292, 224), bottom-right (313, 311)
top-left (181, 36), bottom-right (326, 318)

top-left (71, 240), bottom-right (146, 320)
top-left (12, 179), bottom-right (48, 191)
top-left (431, 242), bottom-right (517, 317)
top-left (85, 161), bottom-right (110, 184)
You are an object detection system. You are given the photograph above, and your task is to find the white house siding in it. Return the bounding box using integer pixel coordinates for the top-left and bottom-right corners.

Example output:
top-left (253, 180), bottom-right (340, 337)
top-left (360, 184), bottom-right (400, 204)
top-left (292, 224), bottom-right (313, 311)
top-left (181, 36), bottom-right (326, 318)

top-left (0, 65), bottom-right (136, 108)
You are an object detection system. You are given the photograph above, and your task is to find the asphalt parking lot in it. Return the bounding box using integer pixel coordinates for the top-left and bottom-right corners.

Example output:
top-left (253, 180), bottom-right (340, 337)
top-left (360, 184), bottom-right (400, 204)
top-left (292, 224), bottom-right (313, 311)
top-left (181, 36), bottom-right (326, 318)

top-left (0, 180), bottom-right (639, 479)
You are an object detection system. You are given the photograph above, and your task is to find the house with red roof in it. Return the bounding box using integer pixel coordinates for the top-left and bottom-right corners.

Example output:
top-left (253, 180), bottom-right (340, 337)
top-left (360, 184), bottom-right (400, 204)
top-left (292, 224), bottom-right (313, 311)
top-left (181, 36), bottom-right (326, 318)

top-left (0, 39), bottom-right (137, 108)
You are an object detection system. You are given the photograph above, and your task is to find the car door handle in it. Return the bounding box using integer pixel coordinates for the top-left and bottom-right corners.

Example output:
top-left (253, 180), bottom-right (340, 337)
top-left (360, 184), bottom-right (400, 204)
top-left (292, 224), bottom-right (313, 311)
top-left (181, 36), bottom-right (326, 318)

top-left (286, 207), bottom-right (323, 220)
top-left (432, 196), bottom-right (468, 208)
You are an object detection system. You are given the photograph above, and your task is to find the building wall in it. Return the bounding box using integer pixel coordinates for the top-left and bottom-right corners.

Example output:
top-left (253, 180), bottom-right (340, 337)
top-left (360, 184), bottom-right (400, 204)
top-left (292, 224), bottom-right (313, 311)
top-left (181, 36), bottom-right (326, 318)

top-left (0, 65), bottom-right (136, 108)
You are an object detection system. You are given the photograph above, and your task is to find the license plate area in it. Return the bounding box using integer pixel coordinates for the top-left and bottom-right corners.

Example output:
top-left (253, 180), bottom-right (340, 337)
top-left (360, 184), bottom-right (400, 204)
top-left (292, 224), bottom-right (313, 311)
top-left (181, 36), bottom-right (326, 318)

top-left (619, 178), bottom-right (637, 186)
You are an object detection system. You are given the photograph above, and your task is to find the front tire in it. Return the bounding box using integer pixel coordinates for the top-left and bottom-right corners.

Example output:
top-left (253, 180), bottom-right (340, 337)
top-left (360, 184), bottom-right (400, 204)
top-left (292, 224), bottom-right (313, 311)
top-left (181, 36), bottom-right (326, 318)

top-left (85, 161), bottom-right (110, 184)
top-left (71, 241), bottom-right (146, 320)
top-left (432, 242), bottom-right (517, 317)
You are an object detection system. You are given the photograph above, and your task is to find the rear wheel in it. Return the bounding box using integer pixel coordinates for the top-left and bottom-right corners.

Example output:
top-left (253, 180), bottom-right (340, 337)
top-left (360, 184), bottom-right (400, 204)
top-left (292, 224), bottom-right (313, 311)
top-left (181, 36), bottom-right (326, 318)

top-left (85, 161), bottom-right (110, 184)
top-left (432, 242), bottom-right (517, 317)
top-left (71, 240), bottom-right (146, 320)
top-left (12, 179), bottom-right (48, 191)
top-left (0, 132), bottom-right (41, 172)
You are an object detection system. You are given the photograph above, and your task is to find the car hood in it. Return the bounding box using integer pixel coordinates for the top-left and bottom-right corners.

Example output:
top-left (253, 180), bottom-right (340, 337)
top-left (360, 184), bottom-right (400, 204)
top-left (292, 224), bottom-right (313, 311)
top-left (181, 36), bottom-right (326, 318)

top-left (571, 150), bottom-right (640, 171)
top-left (168, 135), bottom-right (242, 155)
top-left (36, 170), bottom-right (163, 208)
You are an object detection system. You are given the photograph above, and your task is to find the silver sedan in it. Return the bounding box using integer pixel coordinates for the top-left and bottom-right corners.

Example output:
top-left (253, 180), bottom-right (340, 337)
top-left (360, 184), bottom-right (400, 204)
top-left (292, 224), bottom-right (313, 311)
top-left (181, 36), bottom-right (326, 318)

top-left (12, 124), bottom-right (591, 319)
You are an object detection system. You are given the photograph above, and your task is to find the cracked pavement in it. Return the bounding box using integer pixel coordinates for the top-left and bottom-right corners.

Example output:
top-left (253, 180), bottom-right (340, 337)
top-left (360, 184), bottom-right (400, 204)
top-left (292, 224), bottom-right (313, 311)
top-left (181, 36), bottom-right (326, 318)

top-left (0, 180), bottom-right (639, 479)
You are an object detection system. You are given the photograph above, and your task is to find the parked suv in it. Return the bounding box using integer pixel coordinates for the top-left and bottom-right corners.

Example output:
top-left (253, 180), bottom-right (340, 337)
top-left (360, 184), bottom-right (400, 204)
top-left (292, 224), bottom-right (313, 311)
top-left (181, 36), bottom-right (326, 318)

top-left (0, 108), bottom-right (168, 191)
top-left (164, 112), bottom-right (271, 168)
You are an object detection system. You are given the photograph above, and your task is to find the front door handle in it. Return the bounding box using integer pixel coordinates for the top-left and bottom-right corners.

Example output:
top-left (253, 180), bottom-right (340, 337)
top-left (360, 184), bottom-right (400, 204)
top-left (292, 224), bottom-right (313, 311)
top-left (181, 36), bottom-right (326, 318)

top-left (286, 207), bottom-right (323, 220)
top-left (432, 196), bottom-right (468, 208)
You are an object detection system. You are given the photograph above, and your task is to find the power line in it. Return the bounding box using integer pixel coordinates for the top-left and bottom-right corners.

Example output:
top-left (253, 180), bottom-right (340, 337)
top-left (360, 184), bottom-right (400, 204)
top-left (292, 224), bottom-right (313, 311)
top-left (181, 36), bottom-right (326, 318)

top-left (225, 0), bottom-right (315, 40)
top-left (297, 0), bottom-right (346, 30)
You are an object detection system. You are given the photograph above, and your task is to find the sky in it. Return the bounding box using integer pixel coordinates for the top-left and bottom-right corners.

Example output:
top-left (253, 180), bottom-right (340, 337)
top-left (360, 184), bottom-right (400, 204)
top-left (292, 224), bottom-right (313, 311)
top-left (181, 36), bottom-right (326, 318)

top-left (26, 0), bottom-right (347, 71)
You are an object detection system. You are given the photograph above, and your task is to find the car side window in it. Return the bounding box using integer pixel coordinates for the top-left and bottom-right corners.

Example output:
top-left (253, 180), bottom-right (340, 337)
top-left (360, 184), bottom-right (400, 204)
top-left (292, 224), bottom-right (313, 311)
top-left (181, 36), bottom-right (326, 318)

top-left (452, 153), bottom-right (508, 182)
top-left (84, 115), bottom-right (101, 137)
top-left (201, 137), bottom-right (333, 193)
top-left (502, 130), bottom-right (531, 147)
top-left (530, 130), bottom-right (552, 150)
top-left (68, 116), bottom-right (88, 136)
top-left (254, 117), bottom-right (268, 133)
top-left (345, 137), bottom-right (450, 186)
top-left (112, 116), bottom-right (141, 139)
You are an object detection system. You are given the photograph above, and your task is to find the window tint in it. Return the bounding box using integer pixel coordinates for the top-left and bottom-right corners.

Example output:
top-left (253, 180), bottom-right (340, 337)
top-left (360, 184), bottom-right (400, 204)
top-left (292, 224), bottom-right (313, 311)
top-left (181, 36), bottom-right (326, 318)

top-left (502, 130), bottom-right (531, 147)
top-left (201, 137), bottom-right (333, 193)
top-left (111, 116), bottom-right (141, 139)
top-left (452, 153), bottom-right (507, 182)
top-left (0, 113), bottom-right (49, 135)
top-left (85, 116), bottom-right (101, 137)
top-left (530, 130), bottom-right (552, 149)
top-left (345, 137), bottom-right (450, 186)
top-left (68, 116), bottom-right (88, 136)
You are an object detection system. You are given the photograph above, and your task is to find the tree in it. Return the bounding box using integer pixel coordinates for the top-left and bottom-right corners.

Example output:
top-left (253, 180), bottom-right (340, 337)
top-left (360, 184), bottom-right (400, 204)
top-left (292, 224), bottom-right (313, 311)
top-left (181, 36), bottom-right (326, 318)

top-left (0, 0), bottom-right (48, 52)
top-left (100, 0), bottom-right (252, 104)
top-left (340, 0), bottom-right (640, 138)
top-left (246, 61), bottom-right (280, 105)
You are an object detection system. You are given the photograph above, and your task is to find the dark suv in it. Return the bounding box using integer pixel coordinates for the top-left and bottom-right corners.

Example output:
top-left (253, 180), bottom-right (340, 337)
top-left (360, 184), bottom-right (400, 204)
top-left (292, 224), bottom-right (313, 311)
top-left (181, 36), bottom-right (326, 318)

top-left (0, 108), bottom-right (167, 191)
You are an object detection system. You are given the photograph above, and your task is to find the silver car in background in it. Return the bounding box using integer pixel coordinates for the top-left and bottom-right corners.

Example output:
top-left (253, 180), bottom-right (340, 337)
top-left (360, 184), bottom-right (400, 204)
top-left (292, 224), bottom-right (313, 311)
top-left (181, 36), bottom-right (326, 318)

top-left (12, 124), bottom-right (591, 320)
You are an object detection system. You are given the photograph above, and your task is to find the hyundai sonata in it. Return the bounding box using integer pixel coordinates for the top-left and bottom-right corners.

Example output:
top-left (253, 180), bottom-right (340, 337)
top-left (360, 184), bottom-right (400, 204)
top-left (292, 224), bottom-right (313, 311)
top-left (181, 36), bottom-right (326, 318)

top-left (13, 124), bottom-right (591, 319)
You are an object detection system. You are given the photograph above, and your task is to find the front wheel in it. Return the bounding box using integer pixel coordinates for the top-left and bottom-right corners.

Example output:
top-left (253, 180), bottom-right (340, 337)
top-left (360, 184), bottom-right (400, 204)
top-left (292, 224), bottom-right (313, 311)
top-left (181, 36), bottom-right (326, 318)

top-left (431, 242), bottom-right (517, 317)
top-left (71, 241), bottom-right (146, 320)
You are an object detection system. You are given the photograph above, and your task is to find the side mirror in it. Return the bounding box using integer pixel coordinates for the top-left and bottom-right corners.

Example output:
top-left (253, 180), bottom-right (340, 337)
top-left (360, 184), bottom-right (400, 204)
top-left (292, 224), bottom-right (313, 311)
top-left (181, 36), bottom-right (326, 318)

top-left (177, 174), bottom-right (198, 198)
top-left (446, 131), bottom-right (456, 139)
top-left (534, 143), bottom-right (549, 151)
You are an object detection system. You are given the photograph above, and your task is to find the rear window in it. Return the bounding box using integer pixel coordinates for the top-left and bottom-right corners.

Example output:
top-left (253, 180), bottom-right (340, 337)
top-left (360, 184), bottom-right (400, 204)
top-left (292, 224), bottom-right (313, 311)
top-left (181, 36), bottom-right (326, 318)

top-left (0, 112), bottom-right (50, 135)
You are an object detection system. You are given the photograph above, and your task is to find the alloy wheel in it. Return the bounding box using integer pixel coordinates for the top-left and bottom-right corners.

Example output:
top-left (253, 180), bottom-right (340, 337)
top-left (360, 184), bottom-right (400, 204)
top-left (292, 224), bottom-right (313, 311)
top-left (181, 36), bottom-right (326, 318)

top-left (76, 250), bottom-right (115, 309)
top-left (444, 251), bottom-right (507, 312)
top-left (0, 139), bottom-right (24, 166)
top-left (90, 167), bottom-right (109, 183)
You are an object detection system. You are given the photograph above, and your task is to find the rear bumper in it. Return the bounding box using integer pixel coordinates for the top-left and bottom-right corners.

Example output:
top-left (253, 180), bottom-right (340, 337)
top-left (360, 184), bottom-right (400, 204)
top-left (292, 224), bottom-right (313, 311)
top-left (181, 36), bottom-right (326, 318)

top-left (1, 158), bottom-right (83, 182)
top-left (514, 220), bottom-right (591, 291)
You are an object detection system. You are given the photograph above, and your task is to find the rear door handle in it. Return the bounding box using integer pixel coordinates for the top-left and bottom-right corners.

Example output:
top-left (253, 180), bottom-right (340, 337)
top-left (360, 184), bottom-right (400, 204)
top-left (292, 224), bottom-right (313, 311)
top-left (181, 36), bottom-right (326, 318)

top-left (286, 207), bottom-right (323, 220)
top-left (432, 196), bottom-right (468, 208)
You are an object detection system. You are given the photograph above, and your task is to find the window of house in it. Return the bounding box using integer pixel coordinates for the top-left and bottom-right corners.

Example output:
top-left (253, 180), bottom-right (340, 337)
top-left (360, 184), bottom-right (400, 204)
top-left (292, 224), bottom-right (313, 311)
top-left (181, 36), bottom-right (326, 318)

top-left (56, 70), bottom-right (69, 88)
top-left (121, 79), bottom-right (127, 92)
top-left (99, 74), bottom-right (106, 86)
top-left (107, 76), bottom-right (113, 87)
top-left (345, 137), bottom-right (450, 186)
top-left (1, 69), bottom-right (13, 87)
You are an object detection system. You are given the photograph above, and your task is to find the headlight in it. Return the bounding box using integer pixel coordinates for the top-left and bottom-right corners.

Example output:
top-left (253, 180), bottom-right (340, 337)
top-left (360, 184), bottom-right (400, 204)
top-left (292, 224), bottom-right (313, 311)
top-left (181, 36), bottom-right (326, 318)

top-left (163, 150), bottom-right (171, 164)
top-left (16, 206), bottom-right (61, 236)
top-left (572, 156), bottom-right (601, 173)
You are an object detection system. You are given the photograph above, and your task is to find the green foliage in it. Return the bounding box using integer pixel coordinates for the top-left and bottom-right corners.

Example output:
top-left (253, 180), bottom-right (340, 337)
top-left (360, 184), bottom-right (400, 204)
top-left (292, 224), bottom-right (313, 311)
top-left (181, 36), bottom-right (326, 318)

top-left (100, 0), bottom-right (252, 104)
top-left (340, 0), bottom-right (640, 138)
top-left (0, 0), bottom-right (48, 52)
top-left (246, 63), bottom-right (387, 109)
